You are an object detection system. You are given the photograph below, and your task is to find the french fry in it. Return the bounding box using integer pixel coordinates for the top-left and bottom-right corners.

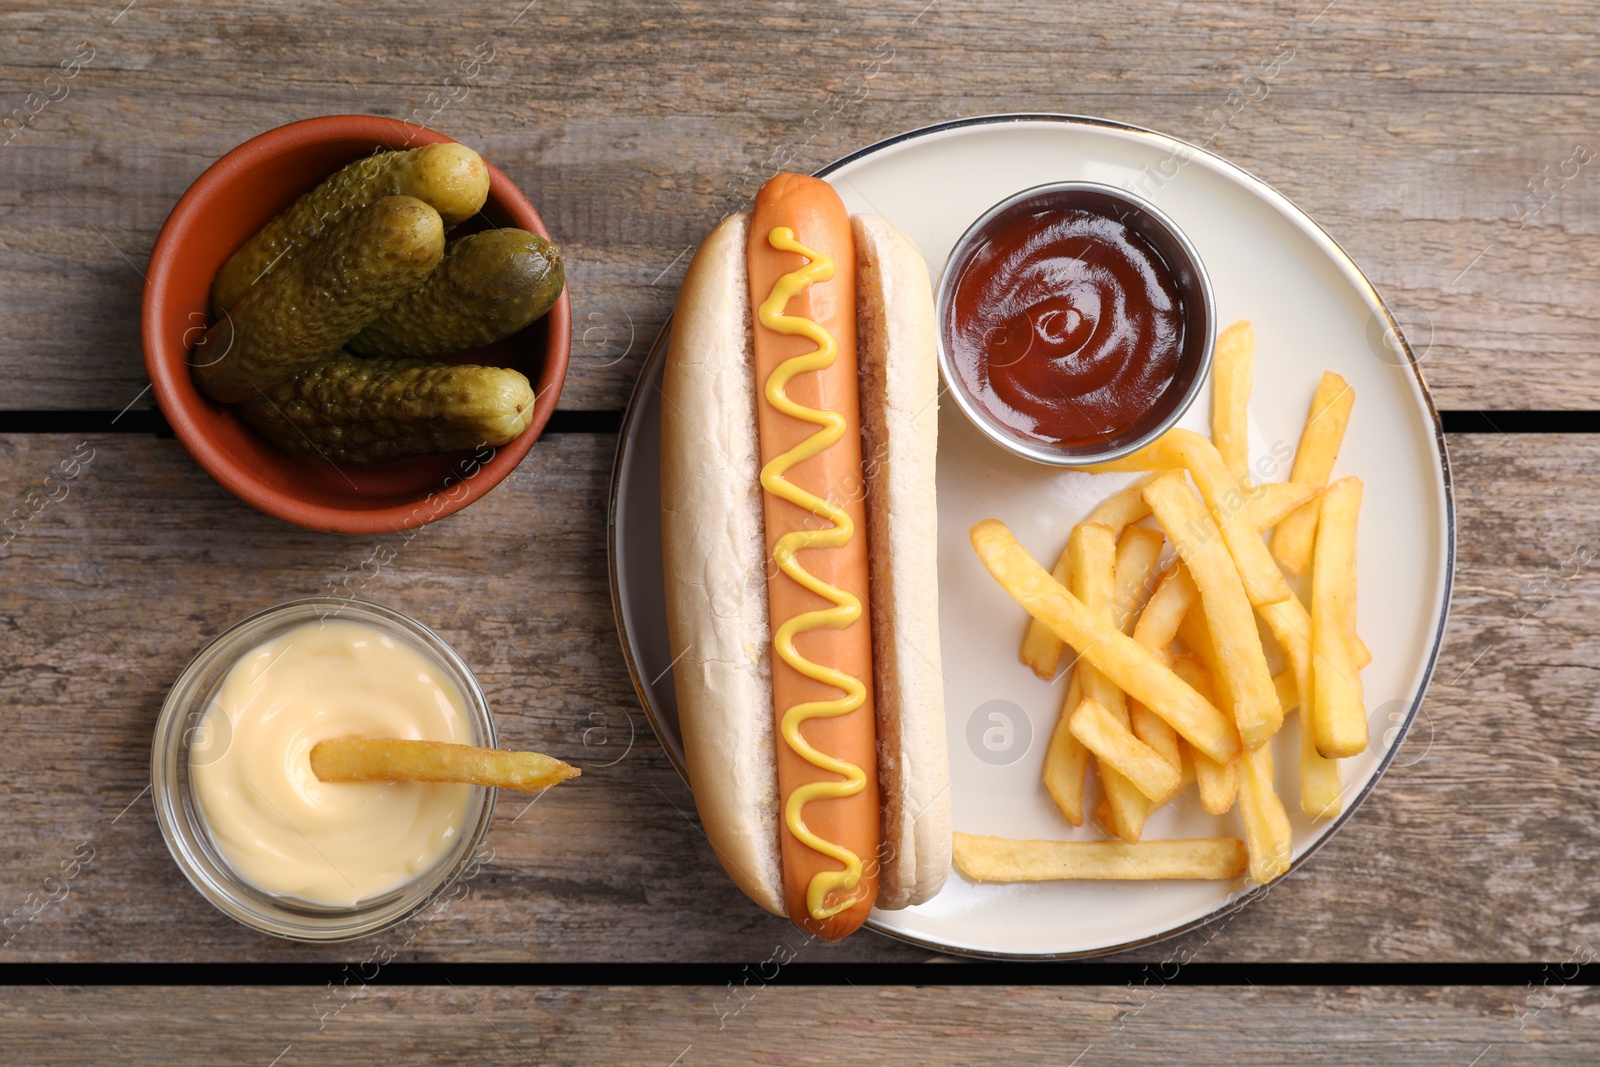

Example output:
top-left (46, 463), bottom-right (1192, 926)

top-left (1170, 653), bottom-right (1238, 815)
top-left (1094, 800), bottom-right (1116, 836)
top-left (1351, 629), bottom-right (1372, 669)
top-left (1300, 723), bottom-right (1342, 819)
top-left (1347, 538), bottom-right (1368, 668)
top-left (1087, 473), bottom-right (1159, 532)
top-left (1126, 562), bottom-right (1189, 796)
top-left (1144, 741), bottom-right (1195, 812)
top-left (1082, 428), bottom-right (1291, 606)
top-left (1177, 609), bottom-right (1220, 680)
top-left (1019, 475), bottom-right (1159, 677)
top-left (1258, 595), bottom-right (1342, 818)
top-left (1070, 523), bottom-right (1126, 718)
top-left (310, 738), bottom-right (580, 793)
top-left (1112, 526), bottom-right (1167, 633)
top-left (1271, 371), bottom-right (1355, 575)
top-left (1243, 481), bottom-right (1320, 532)
top-left (969, 520), bottom-right (1241, 764)
top-left (1130, 700), bottom-right (1182, 775)
top-left (1311, 476), bottom-right (1367, 758)
top-left (1273, 667), bottom-right (1299, 715)
top-left (1042, 669), bottom-right (1089, 826)
top-left (953, 832), bottom-right (1248, 882)
top-left (1069, 697), bottom-right (1181, 803)
top-left (1132, 564), bottom-right (1198, 652)
top-left (1070, 522), bottom-right (1148, 842)
top-left (1236, 741), bottom-right (1293, 883)
top-left (1020, 544), bottom-right (1073, 680)
top-left (1211, 320), bottom-right (1254, 487)
top-left (1190, 744), bottom-right (1237, 816)
top-left (1142, 473), bottom-right (1283, 749)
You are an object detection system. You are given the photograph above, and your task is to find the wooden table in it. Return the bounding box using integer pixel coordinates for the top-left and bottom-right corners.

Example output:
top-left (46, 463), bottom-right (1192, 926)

top-left (3, 0), bottom-right (1597, 1060)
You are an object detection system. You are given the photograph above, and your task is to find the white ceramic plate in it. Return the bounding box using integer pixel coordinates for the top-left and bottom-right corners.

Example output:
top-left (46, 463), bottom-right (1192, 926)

top-left (608, 115), bottom-right (1454, 959)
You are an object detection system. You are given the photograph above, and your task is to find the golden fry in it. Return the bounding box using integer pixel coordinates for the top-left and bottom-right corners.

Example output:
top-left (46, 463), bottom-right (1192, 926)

top-left (1087, 473), bottom-right (1160, 533)
top-left (1170, 653), bottom-right (1238, 815)
top-left (1236, 741), bottom-right (1293, 883)
top-left (310, 738), bottom-right (580, 794)
top-left (1272, 371), bottom-right (1355, 575)
top-left (1130, 700), bottom-right (1181, 776)
top-left (1070, 522), bottom-right (1147, 842)
top-left (1311, 476), bottom-right (1367, 758)
top-left (1070, 523), bottom-right (1126, 718)
top-left (1192, 745), bottom-right (1237, 815)
top-left (1211, 320), bottom-right (1254, 487)
top-left (1177, 609), bottom-right (1219, 678)
top-left (1126, 561), bottom-right (1187, 799)
top-left (1112, 526), bottom-right (1166, 633)
top-left (1144, 741), bottom-right (1196, 812)
top-left (1082, 428), bottom-right (1291, 606)
top-left (953, 832), bottom-right (1248, 882)
top-left (970, 519), bottom-right (1241, 764)
top-left (1258, 595), bottom-right (1342, 818)
top-left (1094, 799), bottom-right (1116, 837)
top-left (1142, 473), bottom-right (1282, 749)
top-left (1273, 667), bottom-right (1299, 715)
top-left (1351, 629), bottom-right (1372, 669)
top-left (1244, 481), bottom-right (1320, 532)
top-left (1020, 543), bottom-right (1073, 680)
top-left (1042, 670), bottom-right (1090, 826)
top-left (1070, 697), bottom-right (1182, 803)
top-left (1132, 564), bottom-right (1198, 652)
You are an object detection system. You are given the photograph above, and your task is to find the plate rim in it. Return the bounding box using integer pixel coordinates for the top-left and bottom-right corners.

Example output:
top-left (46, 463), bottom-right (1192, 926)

top-left (607, 112), bottom-right (1457, 960)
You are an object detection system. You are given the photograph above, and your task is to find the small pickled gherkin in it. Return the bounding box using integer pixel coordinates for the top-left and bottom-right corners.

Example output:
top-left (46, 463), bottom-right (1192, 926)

top-left (193, 196), bottom-right (444, 405)
top-left (211, 142), bottom-right (489, 314)
top-left (236, 352), bottom-right (535, 466)
top-left (348, 228), bottom-right (564, 359)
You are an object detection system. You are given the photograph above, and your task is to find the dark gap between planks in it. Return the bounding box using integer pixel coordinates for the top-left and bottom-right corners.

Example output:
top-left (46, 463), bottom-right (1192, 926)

top-left (0, 961), bottom-right (1590, 986)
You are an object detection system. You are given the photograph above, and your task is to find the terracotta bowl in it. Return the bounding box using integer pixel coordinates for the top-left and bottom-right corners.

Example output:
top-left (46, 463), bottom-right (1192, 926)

top-left (142, 115), bottom-right (571, 534)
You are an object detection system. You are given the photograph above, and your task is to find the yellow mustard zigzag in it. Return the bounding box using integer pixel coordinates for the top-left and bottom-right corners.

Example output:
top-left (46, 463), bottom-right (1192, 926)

top-left (756, 225), bottom-right (868, 922)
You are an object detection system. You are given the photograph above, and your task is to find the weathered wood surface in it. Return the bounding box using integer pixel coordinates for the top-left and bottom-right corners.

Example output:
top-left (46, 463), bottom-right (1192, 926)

top-left (0, 431), bottom-right (1593, 964)
top-left (4, 984), bottom-right (1597, 1065)
top-left (1, 0), bottom-right (1596, 1052)
top-left (0, 0), bottom-right (1596, 411)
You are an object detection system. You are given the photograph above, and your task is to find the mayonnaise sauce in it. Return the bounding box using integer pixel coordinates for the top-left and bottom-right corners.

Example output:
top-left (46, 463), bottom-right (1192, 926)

top-left (190, 619), bottom-right (472, 907)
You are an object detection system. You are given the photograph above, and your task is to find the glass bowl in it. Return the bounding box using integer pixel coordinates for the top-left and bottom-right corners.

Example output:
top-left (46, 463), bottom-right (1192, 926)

top-left (151, 596), bottom-right (496, 942)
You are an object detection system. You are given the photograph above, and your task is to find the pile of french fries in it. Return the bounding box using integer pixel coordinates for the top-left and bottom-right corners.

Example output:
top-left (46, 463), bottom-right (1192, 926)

top-left (957, 321), bottom-right (1365, 886)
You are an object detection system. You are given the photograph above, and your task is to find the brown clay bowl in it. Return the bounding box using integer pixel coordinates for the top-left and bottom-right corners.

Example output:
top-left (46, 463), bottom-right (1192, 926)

top-left (142, 114), bottom-right (571, 534)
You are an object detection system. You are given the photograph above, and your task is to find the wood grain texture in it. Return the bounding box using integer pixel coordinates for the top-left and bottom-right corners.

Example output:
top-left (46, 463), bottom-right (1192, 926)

top-left (0, 431), bottom-right (1593, 963)
top-left (0, 0), bottom-right (1596, 411)
top-left (3, 984), bottom-right (1598, 1065)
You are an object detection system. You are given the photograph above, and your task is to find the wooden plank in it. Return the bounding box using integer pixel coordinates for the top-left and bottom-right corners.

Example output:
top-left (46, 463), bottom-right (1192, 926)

top-left (2, 984), bottom-right (1597, 1064)
top-left (0, 0), bottom-right (1597, 411)
top-left (0, 431), bottom-right (1593, 962)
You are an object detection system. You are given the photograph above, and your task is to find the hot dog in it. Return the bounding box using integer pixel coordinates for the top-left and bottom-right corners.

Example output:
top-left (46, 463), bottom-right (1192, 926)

top-left (660, 173), bottom-right (951, 941)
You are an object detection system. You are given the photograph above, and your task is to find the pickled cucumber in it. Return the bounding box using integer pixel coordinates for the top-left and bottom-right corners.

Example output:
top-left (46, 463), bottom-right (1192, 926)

top-left (348, 229), bottom-right (564, 358)
top-left (236, 352), bottom-right (536, 465)
top-left (211, 142), bottom-right (489, 314)
top-left (193, 196), bottom-right (444, 404)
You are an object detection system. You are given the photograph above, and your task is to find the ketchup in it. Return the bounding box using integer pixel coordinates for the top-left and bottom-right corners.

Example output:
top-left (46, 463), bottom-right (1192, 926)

top-left (948, 207), bottom-right (1185, 446)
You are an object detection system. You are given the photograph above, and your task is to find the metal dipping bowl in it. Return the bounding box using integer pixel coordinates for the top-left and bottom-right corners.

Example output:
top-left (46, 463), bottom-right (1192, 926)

top-left (935, 180), bottom-right (1216, 465)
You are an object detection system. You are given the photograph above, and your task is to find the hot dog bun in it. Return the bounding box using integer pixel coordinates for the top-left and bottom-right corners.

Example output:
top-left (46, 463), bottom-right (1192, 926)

top-left (853, 213), bottom-right (951, 910)
top-left (660, 189), bottom-right (950, 934)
